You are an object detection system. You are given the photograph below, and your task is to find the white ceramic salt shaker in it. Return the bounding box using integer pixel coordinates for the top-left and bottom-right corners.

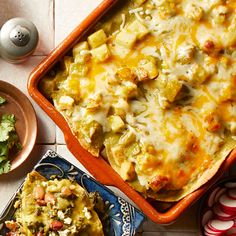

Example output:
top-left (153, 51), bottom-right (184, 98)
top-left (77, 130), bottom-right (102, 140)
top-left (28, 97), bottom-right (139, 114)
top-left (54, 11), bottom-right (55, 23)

top-left (0, 18), bottom-right (38, 63)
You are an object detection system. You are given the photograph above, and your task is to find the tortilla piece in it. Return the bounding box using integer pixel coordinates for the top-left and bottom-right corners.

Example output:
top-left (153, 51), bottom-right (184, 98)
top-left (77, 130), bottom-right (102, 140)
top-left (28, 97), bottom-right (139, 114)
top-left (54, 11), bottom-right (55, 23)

top-left (139, 138), bottom-right (236, 202)
top-left (62, 114), bottom-right (102, 157)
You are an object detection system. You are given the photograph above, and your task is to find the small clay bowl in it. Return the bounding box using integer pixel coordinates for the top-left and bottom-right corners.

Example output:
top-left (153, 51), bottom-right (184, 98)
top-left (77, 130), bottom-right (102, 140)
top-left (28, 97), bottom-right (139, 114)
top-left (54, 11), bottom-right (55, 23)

top-left (0, 81), bottom-right (37, 172)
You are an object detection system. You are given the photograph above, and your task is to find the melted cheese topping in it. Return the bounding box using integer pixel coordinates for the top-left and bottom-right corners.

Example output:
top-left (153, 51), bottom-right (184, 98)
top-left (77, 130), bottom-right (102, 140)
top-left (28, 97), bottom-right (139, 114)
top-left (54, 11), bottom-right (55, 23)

top-left (43, 0), bottom-right (236, 197)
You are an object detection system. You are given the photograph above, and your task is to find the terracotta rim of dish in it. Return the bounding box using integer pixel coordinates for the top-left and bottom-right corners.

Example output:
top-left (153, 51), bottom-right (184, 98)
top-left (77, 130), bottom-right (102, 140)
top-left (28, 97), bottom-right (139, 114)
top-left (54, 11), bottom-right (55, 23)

top-left (27, 0), bottom-right (236, 224)
top-left (0, 80), bottom-right (37, 172)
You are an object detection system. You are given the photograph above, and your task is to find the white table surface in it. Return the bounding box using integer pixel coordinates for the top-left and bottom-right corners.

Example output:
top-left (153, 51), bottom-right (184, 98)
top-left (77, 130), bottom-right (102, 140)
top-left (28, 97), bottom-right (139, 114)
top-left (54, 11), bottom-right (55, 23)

top-left (0, 1), bottom-right (234, 235)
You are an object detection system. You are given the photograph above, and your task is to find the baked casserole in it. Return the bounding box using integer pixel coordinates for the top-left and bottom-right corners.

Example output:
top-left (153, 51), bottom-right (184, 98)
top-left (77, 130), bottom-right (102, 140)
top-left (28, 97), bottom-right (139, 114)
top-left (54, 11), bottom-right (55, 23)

top-left (40, 0), bottom-right (236, 201)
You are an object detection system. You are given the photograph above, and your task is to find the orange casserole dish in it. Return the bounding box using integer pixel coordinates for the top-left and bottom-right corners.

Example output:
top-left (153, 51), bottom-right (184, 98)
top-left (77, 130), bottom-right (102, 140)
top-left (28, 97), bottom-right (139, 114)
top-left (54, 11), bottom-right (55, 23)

top-left (28, 0), bottom-right (236, 224)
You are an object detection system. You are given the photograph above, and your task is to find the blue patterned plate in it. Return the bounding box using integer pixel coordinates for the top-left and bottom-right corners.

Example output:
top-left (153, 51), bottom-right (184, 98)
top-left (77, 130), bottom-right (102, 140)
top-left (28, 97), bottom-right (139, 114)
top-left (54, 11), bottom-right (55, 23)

top-left (0, 150), bottom-right (145, 236)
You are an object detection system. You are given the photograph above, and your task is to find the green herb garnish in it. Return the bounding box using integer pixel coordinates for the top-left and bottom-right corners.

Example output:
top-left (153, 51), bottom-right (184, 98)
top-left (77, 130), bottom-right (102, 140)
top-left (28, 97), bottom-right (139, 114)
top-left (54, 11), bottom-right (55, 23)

top-left (0, 96), bottom-right (6, 105)
top-left (0, 103), bottom-right (21, 174)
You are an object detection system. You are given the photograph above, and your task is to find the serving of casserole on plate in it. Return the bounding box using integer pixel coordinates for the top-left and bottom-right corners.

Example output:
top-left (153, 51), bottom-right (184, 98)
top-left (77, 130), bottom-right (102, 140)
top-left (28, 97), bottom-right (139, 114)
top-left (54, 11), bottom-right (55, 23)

top-left (28, 0), bottom-right (236, 224)
top-left (0, 150), bottom-right (145, 236)
top-left (5, 171), bottom-right (105, 235)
